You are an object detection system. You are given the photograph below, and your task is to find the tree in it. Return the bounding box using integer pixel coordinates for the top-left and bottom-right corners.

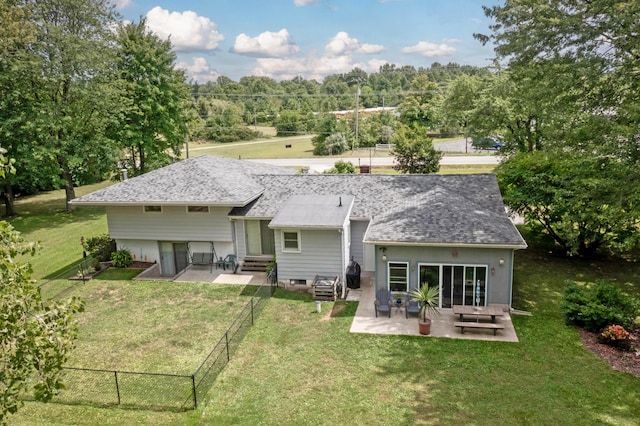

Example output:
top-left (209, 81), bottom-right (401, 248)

top-left (0, 151), bottom-right (83, 419)
top-left (391, 124), bottom-right (443, 174)
top-left (439, 74), bottom-right (483, 150)
top-left (398, 74), bottom-right (439, 129)
top-left (114, 19), bottom-right (192, 175)
top-left (29, 0), bottom-right (121, 211)
top-left (497, 149), bottom-right (640, 256)
top-left (325, 160), bottom-right (356, 174)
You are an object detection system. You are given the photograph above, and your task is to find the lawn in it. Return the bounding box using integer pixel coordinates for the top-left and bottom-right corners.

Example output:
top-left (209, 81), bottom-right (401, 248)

top-left (11, 247), bottom-right (640, 425)
top-left (51, 277), bottom-right (258, 374)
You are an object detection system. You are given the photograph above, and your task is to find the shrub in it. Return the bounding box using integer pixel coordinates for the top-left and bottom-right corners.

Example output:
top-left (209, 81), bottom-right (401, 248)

top-left (111, 249), bottom-right (133, 268)
top-left (598, 324), bottom-right (633, 351)
top-left (83, 234), bottom-right (116, 262)
top-left (562, 280), bottom-right (639, 332)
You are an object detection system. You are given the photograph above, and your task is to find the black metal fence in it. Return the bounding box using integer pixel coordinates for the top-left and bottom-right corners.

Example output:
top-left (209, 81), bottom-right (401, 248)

top-left (29, 263), bottom-right (276, 411)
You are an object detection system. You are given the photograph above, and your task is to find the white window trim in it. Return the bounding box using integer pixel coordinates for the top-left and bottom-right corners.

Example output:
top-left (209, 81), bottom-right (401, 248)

top-left (186, 206), bottom-right (210, 214)
top-left (143, 205), bottom-right (162, 213)
top-left (387, 261), bottom-right (409, 292)
top-left (281, 230), bottom-right (301, 253)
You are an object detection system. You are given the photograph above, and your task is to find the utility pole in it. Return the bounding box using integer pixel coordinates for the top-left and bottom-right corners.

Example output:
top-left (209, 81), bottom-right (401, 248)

top-left (354, 80), bottom-right (361, 151)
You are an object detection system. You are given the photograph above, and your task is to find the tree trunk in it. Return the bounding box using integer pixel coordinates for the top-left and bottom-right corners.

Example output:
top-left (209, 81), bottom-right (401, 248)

top-left (58, 158), bottom-right (76, 212)
top-left (2, 184), bottom-right (16, 217)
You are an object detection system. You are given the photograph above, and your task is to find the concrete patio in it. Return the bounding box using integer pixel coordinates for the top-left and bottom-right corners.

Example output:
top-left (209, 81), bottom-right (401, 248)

top-left (346, 272), bottom-right (519, 342)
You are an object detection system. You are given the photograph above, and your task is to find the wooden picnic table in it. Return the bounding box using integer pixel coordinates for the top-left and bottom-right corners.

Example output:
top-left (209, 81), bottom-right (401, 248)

top-left (452, 305), bottom-right (504, 323)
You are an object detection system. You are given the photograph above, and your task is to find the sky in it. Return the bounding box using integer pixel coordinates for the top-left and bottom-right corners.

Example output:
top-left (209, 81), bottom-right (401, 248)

top-left (114, 0), bottom-right (502, 83)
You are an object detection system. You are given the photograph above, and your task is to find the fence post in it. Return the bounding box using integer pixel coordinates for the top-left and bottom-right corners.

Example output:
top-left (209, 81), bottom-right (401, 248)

top-left (191, 375), bottom-right (197, 409)
top-left (251, 299), bottom-right (254, 325)
top-left (114, 371), bottom-right (121, 405)
top-left (225, 331), bottom-right (230, 362)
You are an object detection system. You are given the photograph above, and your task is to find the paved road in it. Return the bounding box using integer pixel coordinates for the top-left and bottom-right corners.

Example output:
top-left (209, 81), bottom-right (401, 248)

top-left (248, 155), bottom-right (500, 171)
top-left (192, 136), bottom-right (501, 170)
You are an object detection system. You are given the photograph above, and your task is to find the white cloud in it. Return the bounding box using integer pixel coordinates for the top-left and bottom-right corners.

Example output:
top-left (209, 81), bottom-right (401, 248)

top-left (294, 0), bottom-right (320, 6)
top-left (176, 57), bottom-right (220, 83)
top-left (231, 29), bottom-right (299, 57)
top-left (111, 0), bottom-right (132, 9)
top-left (325, 32), bottom-right (384, 57)
top-left (442, 38), bottom-right (462, 44)
top-left (401, 41), bottom-right (456, 57)
top-left (253, 55), bottom-right (392, 81)
top-left (146, 7), bottom-right (224, 52)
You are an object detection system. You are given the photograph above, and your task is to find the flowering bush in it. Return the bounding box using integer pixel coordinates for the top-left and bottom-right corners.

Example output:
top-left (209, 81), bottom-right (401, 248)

top-left (598, 324), bottom-right (633, 350)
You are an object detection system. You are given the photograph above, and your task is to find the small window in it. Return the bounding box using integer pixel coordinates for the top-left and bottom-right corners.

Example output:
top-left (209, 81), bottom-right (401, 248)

top-left (187, 206), bottom-right (209, 213)
top-left (282, 230), bottom-right (301, 252)
top-left (143, 205), bottom-right (162, 213)
top-left (290, 279), bottom-right (307, 286)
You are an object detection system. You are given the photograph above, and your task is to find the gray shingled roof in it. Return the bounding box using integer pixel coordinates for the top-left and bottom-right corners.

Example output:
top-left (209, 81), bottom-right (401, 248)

top-left (70, 155), bottom-right (295, 206)
top-left (231, 174), bottom-right (527, 248)
top-left (269, 195), bottom-right (354, 229)
top-left (72, 155), bottom-right (526, 248)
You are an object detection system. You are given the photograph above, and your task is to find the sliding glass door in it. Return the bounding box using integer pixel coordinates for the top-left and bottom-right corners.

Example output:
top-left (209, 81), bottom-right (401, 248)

top-left (419, 264), bottom-right (488, 308)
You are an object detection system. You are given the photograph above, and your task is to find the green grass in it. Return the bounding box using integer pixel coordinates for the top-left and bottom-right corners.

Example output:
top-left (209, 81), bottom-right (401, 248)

top-left (8, 182), bottom-right (110, 280)
top-left (59, 279), bottom-right (256, 373)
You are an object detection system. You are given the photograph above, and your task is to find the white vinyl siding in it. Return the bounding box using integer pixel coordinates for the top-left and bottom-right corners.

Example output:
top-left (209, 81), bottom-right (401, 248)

top-left (106, 206), bottom-right (233, 242)
top-left (276, 229), bottom-right (342, 282)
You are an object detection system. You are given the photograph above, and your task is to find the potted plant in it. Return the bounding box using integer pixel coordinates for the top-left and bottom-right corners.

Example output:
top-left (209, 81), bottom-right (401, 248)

top-left (408, 283), bottom-right (439, 335)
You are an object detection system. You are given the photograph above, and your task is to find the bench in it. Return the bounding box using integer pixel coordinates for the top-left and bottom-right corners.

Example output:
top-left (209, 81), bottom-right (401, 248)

top-left (454, 321), bottom-right (505, 336)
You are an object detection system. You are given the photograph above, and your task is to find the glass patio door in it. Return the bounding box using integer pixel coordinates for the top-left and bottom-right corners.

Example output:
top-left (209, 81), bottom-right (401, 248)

top-left (440, 265), bottom-right (487, 308)
top-left (246, 220), bottom-right (275, 256)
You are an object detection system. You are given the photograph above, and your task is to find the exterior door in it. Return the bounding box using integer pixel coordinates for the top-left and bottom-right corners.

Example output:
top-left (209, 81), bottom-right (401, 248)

top-left (159, 242), bottom-right (188, 276)
top-left (246, 220), bottom-right (275, 256)
top-left (441, 265), bottom-right (487, 308)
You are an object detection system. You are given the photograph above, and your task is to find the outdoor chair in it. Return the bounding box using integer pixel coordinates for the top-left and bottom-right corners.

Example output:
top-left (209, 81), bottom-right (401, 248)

top-left (405, 295), bottom-right (421, 318)
top-left (374, 289), bottom-right (392, 318)
top-left (222, 254), bottom-right (238, 273)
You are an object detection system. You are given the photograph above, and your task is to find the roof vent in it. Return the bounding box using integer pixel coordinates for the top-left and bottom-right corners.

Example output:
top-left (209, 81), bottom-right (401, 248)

top-left (121, 168), bottom-right (128, 181)
top-left (339, 196), bottom-right (342, 207)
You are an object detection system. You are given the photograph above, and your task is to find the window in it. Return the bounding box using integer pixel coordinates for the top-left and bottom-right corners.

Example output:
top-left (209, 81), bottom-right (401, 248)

top-left (388, 262), bottom-right (408, 292)
top-left (143, 205), bottom-right (162, 213)
top-left (187, 206), bottom-right (209, 213)
top-left (282, 230), bottom-right (301, 252)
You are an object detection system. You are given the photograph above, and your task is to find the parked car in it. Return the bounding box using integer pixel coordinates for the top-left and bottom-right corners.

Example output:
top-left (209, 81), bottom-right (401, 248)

top-left (472, 136), bottom-right (503, 150)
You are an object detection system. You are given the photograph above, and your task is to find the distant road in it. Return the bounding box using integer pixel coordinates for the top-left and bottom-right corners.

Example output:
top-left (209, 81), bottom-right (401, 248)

top-left (248, 155), bottom-right (500, 171)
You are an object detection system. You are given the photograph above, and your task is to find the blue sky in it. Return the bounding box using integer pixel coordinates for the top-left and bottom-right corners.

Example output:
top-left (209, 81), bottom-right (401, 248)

top-left (114, 0), bottom-right (501, 83)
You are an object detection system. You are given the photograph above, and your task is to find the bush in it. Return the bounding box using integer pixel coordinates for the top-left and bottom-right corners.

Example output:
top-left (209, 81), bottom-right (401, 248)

top-left (562, 280), bottom-right (639, 331)
top-left (83, 234), bottom-right (116, 262)
top-left (598, 324), bottom-right (633, 350)
top-left (111, 249), bottom-right (133, 268)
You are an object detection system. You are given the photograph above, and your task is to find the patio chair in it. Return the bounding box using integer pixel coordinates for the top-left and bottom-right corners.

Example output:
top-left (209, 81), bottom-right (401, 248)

top-left (405, 294), bottom-right (422, 319)
top-left (374, 289), bottom-right (392, 318)
top-left (221, 254), bottom-right (238, 273)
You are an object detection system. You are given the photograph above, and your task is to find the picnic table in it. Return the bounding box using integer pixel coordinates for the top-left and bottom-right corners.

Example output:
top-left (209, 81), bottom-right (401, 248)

top-left (452, 305), bottom-right (504, 323)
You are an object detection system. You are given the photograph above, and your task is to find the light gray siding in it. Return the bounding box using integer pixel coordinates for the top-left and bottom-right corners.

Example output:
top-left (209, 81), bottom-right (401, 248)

top-left (234, 220), bottom-right (247, 260)
top-left (349, 220), bottom-right (368, 266)
top-left (275, 229), bottom-right (343, 282)
top-left (106, 206), bottom-right (233, 242)
top-left (374, 245), bottom-right (515, 306)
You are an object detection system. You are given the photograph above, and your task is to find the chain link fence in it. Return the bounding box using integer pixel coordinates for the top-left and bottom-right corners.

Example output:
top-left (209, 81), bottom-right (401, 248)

top-left (29, 261), bottom-right (276, 411)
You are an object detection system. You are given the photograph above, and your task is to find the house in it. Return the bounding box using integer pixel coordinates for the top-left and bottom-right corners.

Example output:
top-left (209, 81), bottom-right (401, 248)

top-left (71, 155), bottom-right (527, 308)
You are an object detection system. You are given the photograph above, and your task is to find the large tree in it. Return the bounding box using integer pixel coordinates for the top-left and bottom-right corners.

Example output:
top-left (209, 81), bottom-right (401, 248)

top-left (30, 0), bottom-right (121, 211)
top-left (0, 151), bottom-right (83, 419)
top-left (114, 19), bottom-right (191, 175)
top-left (392, 124), bottom-right (443, 174)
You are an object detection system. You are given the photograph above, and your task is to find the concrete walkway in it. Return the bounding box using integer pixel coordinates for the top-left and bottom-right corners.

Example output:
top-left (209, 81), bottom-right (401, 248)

top-left (347, 273), bottom-right (519, 342)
